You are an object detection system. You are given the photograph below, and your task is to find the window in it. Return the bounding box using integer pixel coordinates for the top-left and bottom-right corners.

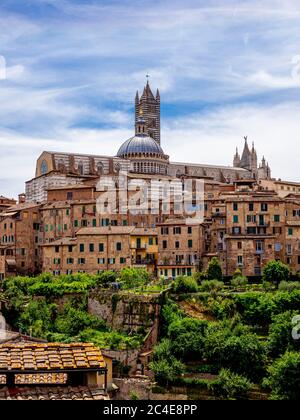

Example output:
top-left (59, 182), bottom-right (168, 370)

top-left (53, 258), bottom-right (61, 264)
top-left (161, 227), bottom-right (169, 235)
top-left (286, 244), bottom-right (292, 255)
top-left (78, 258), bottom-right (85, 265)
top-left (74, 220), bottom-right (78, 227)
top-left (55, 246), bottom-right (59, 253)
top-left (275, 243), bottom-right (281, 252)
top-left (64, 224), bottom-right (68, 231)
top-left (108, 258), bottom-right (115, 264)
top-left (256, 241), bottom-right (264, 253)
top-left (67, 192), bottom-right (73, 201)
top-left (173, 227), bottom-right (181, 235)
top-left (175, 241), bottom-right (180, 249)
top-left (98, 258), bottom-right (105, 264)
top-left (274, 215), bottom-right (280, 223)
top-left (233, 203), bottom-right (238, 211)
top-left (79, 244), bottom-right (85, 252)
top-left (116, 242), bottom-right (122, 251)
top-left (81, 220), bottom-right (88, 227)
top-left (188, 239), bottom-right (193, 248)
top-left (120, 257), bottom-right (126, 264)
top-left (122, 220), bottom-right (128, 226)
top-left (89, 244), bottom-right (94, 252)
top-left (187, 226), bottom-right (192, 234)
top-left (99, 243), bottom-right (104, 252)
top-left (249, 203), bottom-right (254, 212)
top-left (41, 160), bottom-right (48, 175)
top-left (68, 245), bottom-right (73, 253)
top-left (163, 240), bottom-right (168, 249)
top-left (261, 203), bottom-right (268, 212)
top-left (247, 215), bottom-right (256, 223)
top-left (233, 215), bottom-right (239, 224)
top-left (237, 256), bottom-right (243, 266)
top-left (288, 228), bottom-right (293, 236)
top-left (237, 242), bottom-right (242, 250)
top-left (67, 258), bottom-right (74, 264)
top-left (66, 209), bottom-right (70, 216)
top-left (92, 219), bottom-right (97, 227)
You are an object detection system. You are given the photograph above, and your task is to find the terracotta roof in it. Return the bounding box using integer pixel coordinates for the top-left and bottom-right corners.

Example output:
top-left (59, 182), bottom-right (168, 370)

top-left (76, 226), bottom-right (135, 235)
top-left (131, 227), bottom-right (158, 236)
top-left (0, 386), bottom-right (109, 400)
top-left (0, 343), bottom-right (106, 372)
top-left (42, 238), bottom-right (77, 247)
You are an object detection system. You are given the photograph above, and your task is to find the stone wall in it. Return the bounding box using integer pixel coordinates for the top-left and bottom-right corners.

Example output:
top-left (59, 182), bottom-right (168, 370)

top-left (88, 290), bottom-right (161, 336)
top-left (112, 378), bottom-right (188, 401)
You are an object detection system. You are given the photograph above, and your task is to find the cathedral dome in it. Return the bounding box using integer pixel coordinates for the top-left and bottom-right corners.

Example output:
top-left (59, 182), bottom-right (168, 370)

top-left (117, 135), bottom-right (165, 157)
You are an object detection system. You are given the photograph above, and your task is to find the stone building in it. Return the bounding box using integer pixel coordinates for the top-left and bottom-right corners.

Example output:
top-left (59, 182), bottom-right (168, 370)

top-left (156, 219), bottom-right (204, 278)
top-left (0, 196), bottom-right (17, 212)
top-left (42, 226), bottom-right (158, 276)
top-left (0, 203), bottom-right (42, 279)
top-left (25, 81), bottom-right (271, 204)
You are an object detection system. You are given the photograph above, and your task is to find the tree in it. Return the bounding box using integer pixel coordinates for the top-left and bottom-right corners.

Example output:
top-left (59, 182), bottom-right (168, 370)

top-left (204, 323), bottom-right (267, 381)
top-left (170, 276), bottom-right (198, 294)
top-left (268, 311), bottom-right (300, 357)
top-left (265, 352), bottom-right (300, 400)
top-left (209, 369), bottom-right (251, 400)
top-left (167, 318), bottom-right (208, 360)
top-left (149, 339), bottom-right (185, 386)
top-left (206, 257), bottom-right (223, 281)
top-left (262, 260), bottom-right (290, 285)
top-left (119, 267), bottom-right (149, 289)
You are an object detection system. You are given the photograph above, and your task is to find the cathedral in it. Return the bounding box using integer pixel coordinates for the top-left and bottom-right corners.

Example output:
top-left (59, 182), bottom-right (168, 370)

top-left (25, 81), bottom-right (272, 203)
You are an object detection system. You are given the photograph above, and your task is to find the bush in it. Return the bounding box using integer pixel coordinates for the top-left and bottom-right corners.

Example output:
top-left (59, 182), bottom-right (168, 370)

top-left (119, 267), bottom-right (149, 289)
top-left (209, 369), bottom-right (251, 400)
top-left (207, 257), bottom-right (223, 281)
top-left (193, 271), bottom-right (208, 284)
top-left (230, 276), bottom-right (248, 289)
top-left (149, 339), bottom-right (185, 386)
top-left (167, 318), bottom-right (208, 360)
top-left (268, 311), bottom-right (300, 357)
top-left (199, 280), bottom-right (224, 293)
top-left (262, 260), bottom-right (290, 285)
top-left (265, 352), bottom-right (300, 400)
top-left (204, 323), bottom-right (267, 381)
top-left (278, 281), bottom-right (300, 292)
top-left (170, 276), bottom-right (198, 294)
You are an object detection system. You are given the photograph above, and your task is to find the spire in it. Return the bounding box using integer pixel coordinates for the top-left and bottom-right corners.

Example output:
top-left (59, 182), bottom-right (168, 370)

top-left (156, 88), bottom-right (160, 100)
top-left (240, 136), bottom-right (251, 170)
top-left (233, 146), bottom-right (241, 167)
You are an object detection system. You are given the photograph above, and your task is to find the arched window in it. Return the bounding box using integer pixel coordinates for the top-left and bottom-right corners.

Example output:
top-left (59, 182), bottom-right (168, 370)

top-left (41, 160), bottom-right (48, 175)
top-left (78, 162), bottom-right (84, 175)
top-left (97, 162), bottom-right (104, 175)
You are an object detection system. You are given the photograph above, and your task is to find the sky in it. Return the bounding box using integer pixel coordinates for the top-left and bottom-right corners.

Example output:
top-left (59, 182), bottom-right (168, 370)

top-left (1, 0), bottom-right (300, 198)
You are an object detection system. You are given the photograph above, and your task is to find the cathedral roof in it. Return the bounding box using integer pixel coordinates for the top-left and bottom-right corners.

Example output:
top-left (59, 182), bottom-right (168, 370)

top-left (117, 135), bottom-right (165, 157)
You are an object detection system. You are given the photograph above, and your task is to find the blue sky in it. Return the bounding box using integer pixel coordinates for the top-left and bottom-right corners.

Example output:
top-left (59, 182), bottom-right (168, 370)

top-left (1, 0), bottom-right (300, 197)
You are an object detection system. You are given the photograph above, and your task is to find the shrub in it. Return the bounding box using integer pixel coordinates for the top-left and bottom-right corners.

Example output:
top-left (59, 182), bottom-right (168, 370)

top-left (268, 311), bottom-right (300, 357)
top-left (262, 260), bottom-right (290, 285)
top-left (170, 276), bottom-right (198, 294)
top-left (150, 338), bottom-right (185, 386)
top-left (167, 318), bottom-right (208, 360)
top-left (199, 280), bottom-right (224, 293)
top-left (209, 369), bottom-right (251, 400)
top-left (265, 352), bottom-right (300, 400)
top-left (193, 271), bottom-right (208, 284)
top-left (207, 257), bottom-right (223, 281)
top-left (119, 267), bottom-right (149, 289)
top-left (204, 323), bottom-right (267, 381)
top-left (230, 276), bottom-right (248, 289)
top-left (278, 281), bottom-right (300, 292)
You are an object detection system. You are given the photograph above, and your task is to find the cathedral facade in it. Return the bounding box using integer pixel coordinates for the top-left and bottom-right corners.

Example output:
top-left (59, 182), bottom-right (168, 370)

top-left (26, 82), bottom-right (272, 203)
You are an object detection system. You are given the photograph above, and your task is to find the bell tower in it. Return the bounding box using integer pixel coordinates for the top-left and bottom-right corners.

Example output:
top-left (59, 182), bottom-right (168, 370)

top-left (135, 78), bottom-right (161, 145)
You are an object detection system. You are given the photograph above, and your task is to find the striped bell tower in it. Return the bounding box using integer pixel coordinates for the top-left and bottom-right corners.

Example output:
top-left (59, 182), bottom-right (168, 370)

top-left (135, 79), bottom-right (161, 145)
